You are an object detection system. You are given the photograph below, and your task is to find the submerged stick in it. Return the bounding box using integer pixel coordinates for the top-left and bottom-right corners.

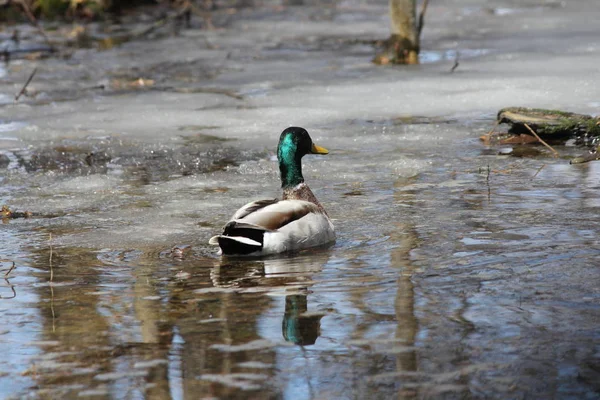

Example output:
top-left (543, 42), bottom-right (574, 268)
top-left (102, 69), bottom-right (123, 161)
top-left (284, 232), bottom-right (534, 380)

top-left (48, 233), bottom-right (56, 331)
top-left (0, 279), bottom-right (16, 299)
top-left (49, 233), bottom-right (53, 283)
top-left (532, 164), bottom-right (545, 179)
top-left (450, 51), bottom-right (459, 72)
top-left (15, 67), bottom-right (37, 101)
top-left (484, 119), bottom-right (500, 142)
top-left (2, 260), bottom-right (16, 278)
top-left (523, 123), bottom-right (559, 157)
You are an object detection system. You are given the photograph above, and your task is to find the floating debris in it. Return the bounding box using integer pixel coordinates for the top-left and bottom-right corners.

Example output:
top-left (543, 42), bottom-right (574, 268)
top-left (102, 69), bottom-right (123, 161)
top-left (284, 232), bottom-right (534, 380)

top-left (168, 245), bottom-right (192, 259)
top-left (1, 205), bottom-right (33, 219)
top-left (570, 145), bottom-right (600, 164)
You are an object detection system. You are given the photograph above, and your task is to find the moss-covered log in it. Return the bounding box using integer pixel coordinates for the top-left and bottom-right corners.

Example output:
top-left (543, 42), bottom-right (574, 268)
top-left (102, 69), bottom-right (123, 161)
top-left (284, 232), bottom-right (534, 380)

top-left (497, 107), bottom-right (600, 139)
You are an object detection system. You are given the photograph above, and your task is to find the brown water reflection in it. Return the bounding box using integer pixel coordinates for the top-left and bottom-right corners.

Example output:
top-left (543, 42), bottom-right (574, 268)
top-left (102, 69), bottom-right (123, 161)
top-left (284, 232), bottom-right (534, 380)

top-left (2, 155), bottom-right (600, 399)
top-left (3, 221), bottom-right (429, 400)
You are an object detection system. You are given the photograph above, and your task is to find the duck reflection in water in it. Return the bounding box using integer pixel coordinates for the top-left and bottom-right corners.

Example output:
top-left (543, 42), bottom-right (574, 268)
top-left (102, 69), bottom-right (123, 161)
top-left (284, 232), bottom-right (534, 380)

top-left (282, 294), bottom-right (323, 346)
top-left (210, 252), bottom-right (329, 346)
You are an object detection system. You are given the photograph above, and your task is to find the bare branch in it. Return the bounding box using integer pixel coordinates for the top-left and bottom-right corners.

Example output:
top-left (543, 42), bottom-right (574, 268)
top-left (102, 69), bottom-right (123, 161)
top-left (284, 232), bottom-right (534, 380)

top-left (15, 67), bottom-right (37, 101)
top-left (4, 261), bottom-right (15, 278)
top-left (450, 51), bottom-right (459, 72)
top-left (532, 164), bottom-right (546, 179)
top-left (0, 279), bottom-right (16, 299)
top-left (523, 123), bottom-right (559, 157)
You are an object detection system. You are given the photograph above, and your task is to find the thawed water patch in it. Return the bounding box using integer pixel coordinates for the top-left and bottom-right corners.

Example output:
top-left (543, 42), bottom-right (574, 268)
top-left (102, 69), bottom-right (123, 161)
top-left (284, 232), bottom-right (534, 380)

top-left (0, 93), bottom-right (13, 105)
top-left (462, 3), bottom-right (567, 17)
top-left (2, 136), bottom-right (600, 398)
top-left (420, 48), bottom-right (492, 64)
top-left (0, 120), bottom-right (27, 134)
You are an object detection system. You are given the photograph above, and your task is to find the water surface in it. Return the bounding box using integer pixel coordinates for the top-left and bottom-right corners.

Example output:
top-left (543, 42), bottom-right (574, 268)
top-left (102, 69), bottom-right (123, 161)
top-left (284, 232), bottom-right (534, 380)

top-left (1, 1), bottom-right (600, 399)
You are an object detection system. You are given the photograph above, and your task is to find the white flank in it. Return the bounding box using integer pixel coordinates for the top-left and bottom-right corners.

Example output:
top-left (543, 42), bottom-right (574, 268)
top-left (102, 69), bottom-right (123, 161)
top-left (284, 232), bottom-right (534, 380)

top-left (261, 211), bottom-right (336, 255)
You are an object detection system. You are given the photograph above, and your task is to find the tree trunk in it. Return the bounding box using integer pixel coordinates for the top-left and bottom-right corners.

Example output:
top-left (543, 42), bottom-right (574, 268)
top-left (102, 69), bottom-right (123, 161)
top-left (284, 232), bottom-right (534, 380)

top-left (374, 0), bottom-right (419, 65)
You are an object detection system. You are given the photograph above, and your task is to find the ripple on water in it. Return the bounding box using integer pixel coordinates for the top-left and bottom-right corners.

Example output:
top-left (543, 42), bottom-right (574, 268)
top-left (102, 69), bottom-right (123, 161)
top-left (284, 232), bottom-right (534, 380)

top-left (0, 120), bottom-right (26, 133)
top-left (0, 93), bottom-right (12, 105)
top-left (420, 48), bottom-right (492, 64)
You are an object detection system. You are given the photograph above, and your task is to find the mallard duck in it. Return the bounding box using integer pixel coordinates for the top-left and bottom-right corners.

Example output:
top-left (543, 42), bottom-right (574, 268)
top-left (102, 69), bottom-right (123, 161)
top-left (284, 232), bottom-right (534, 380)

top-left (209, 127), bottom-right (335, 256)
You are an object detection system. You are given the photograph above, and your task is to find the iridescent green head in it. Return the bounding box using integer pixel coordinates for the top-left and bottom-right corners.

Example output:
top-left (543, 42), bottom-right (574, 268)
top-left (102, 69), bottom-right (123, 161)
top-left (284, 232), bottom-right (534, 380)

top-left (277, 127), bottom-right (329, 189)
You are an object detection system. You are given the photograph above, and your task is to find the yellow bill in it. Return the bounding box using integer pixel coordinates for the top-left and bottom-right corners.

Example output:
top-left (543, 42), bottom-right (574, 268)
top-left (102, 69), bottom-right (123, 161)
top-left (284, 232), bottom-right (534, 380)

top-left (311, 143), bottom-right (329, 154)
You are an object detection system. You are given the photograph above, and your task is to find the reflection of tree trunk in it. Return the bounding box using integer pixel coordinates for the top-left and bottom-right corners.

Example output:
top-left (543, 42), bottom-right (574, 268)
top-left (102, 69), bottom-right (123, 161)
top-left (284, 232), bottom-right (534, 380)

top-left (177, 260), bottom-right (279, 399)
top-left (31, 248), bottom-right (122, 393)
top-left (392, 177), bottom-right (420, 399)
top-left (132, 263), bottom-right (173, 399)
top-left (375, 0), bottom-right (419, 65)
top-left (134, 280), bottom-right (163, 344)
top-left (392, 224), bottom-right (419, 400)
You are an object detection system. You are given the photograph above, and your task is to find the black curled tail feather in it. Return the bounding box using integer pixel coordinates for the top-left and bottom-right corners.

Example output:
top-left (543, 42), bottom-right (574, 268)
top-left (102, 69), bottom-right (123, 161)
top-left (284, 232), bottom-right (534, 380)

top-left (217, 221), bottom-right (267, 255)
top-left (217, 236), bottom-right (262, 255)
top-left (223, 221), bottom-right (267, 244)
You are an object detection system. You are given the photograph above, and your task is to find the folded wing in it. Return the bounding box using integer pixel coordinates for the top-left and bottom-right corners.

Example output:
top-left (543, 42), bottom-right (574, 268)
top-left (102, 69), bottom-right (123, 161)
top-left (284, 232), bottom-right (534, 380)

top-left (209, 200), bottom-right (330, 255)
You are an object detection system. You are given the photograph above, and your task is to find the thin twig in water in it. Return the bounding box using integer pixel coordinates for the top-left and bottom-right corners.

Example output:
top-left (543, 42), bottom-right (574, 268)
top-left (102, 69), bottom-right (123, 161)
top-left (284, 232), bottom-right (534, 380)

top-left (15, 67), bottom-right (37, 101)
top-left (532, 164), bottom-right (546, 179)
top-left (485, 119), bottom-right (500, 142)
top-left (486, 164), bottom-right (491, 203)
top-left (1, 258), bottom-right (16, 299)
top-left (49, 233), bottom-right (53, 282)
top-left (49, 233), bottom-right (56, 332)
top-left (417, 0), bottom-right (430, 39)
top-left (1, 279), bottom-right (16, 299)
top-left (4, 261), bottom-right (15, 278)
top-left (450, 51), bottom-right (460, 72)
top-left (523, 123), bottom-right (559, 157)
